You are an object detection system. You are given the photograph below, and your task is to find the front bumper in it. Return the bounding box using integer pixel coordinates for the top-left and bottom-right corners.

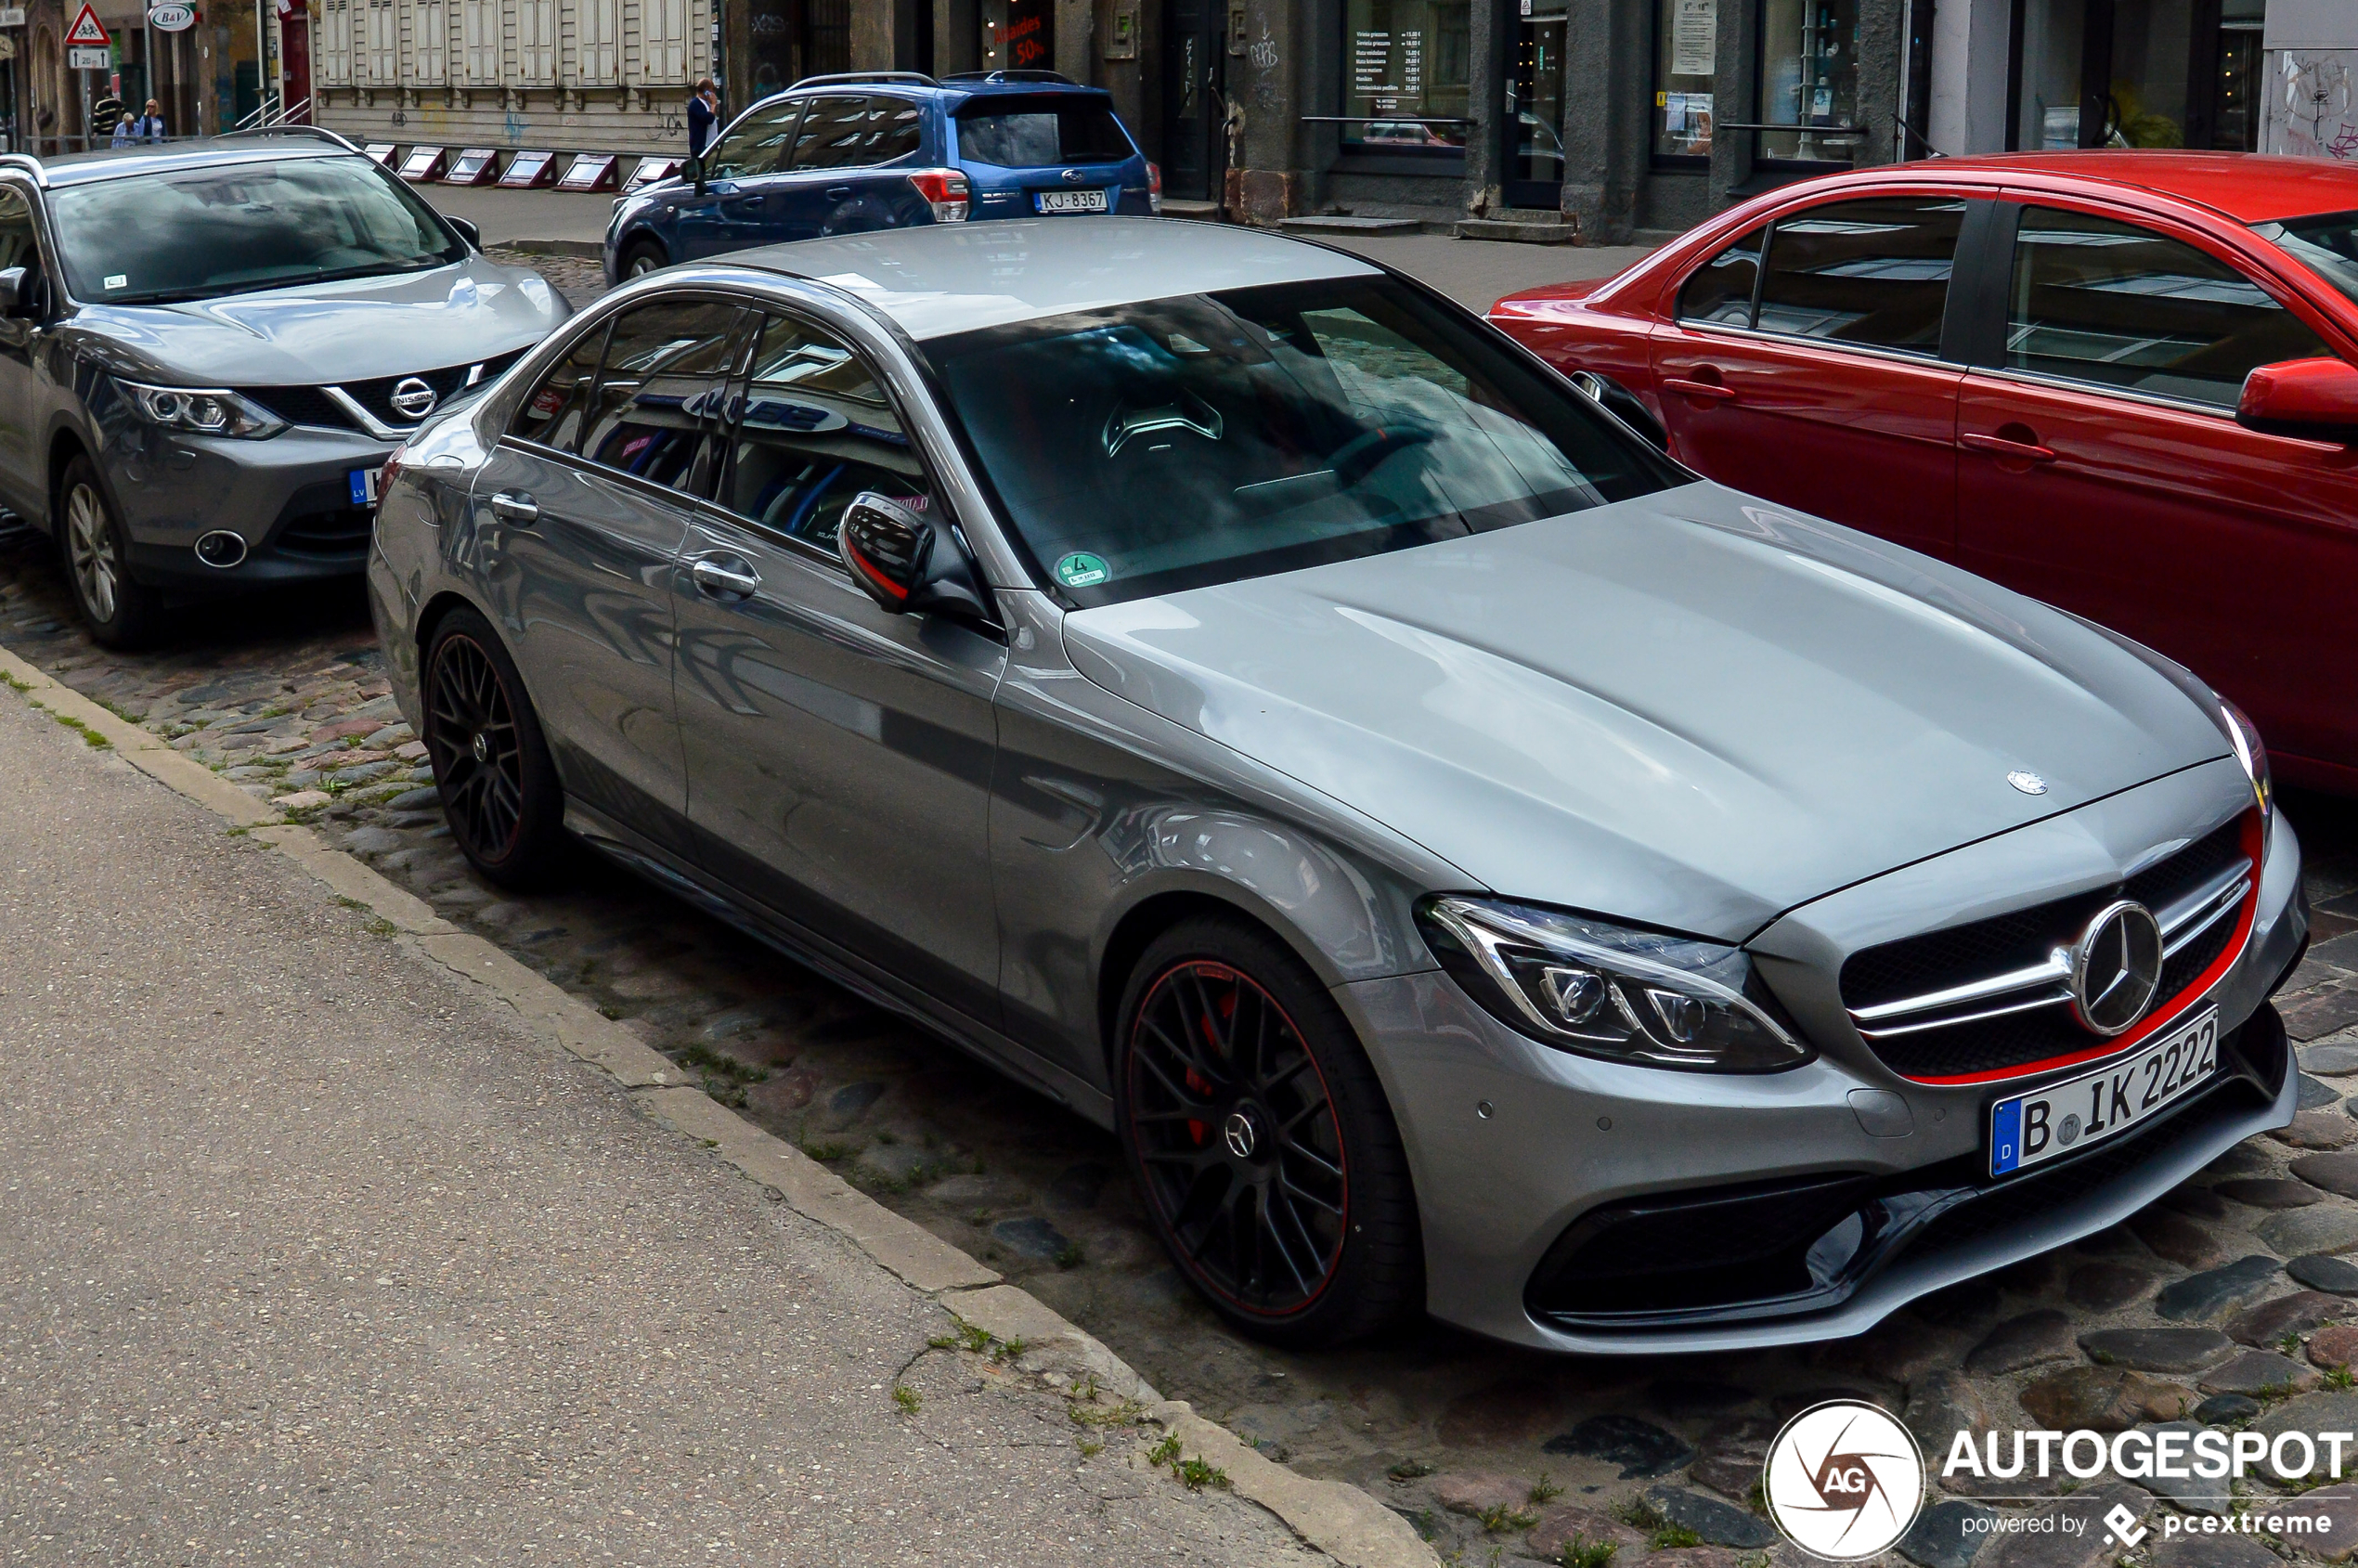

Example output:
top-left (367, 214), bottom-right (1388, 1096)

top-left (1351, 761), bottom-right (2305, 1354)
top-left (111, 422), bottom-right (397, 592)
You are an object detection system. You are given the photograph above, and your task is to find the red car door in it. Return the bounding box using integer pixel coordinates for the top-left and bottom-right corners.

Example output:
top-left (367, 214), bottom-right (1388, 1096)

top-left (1955, 198), bottom-right (2358, 780)
top-left (1650, 192), bottom-right (1972, 559)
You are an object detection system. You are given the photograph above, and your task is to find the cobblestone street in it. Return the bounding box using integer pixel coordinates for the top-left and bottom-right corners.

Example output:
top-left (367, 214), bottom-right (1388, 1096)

top-left (13, 250), bottom-right (2358, 1567)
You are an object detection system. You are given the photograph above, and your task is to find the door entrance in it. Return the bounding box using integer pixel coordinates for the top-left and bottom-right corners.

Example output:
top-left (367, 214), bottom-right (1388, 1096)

top-left (1160, 0), bottom-right (1224, 203)
top-left (1501, 0), bottom-right (1564, 209)
top-left (279, 15), bottom-right (310, 120)
top-left (2010, 0), bottom-right (2255, 150)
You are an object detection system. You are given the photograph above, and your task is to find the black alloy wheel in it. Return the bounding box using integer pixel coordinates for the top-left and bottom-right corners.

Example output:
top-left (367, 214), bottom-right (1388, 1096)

top-left (1116, 917), bottom-right (1421, 1345)
top-left (421, 608), bottom-right (566, 888)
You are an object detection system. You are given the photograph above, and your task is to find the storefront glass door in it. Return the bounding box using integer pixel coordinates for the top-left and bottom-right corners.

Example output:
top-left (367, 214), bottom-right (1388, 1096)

top-left (2012, 0), bottom-right (2235, 151)
top-left (1502, 0), bottom-right (1564, 208)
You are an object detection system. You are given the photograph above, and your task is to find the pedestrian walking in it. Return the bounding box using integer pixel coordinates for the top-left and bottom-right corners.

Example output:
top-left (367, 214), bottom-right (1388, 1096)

top-left (686, 78), bottom-right (719, 193)
top-left (111, 99), bottom-right (166, 147)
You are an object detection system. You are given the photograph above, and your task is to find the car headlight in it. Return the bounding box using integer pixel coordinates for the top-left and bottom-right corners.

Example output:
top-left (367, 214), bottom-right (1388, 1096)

top-left (2218, 697), bottom-right (2272, 830)
top-left (117, 379), bottom-right (285, 439)
top-left (1419, 896), bottom-right (1811, 1072)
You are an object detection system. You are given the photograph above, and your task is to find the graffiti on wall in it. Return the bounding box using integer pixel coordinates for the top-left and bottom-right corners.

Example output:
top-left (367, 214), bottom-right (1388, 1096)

top-left (2266, 50), bottom-right (2358, 160)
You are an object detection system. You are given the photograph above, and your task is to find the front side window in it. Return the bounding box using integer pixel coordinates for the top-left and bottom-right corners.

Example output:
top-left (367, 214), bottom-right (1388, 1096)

top-left (0, 187), bottom-right (40, 277)
top-left (2256, 209), bottom-right (2358, 310)
top-left (579, 298), bottom-right (749, 489)
top-left (954, 95), bottom-right (1134, 166)
top-left (509, 318), bottom-right (611, 452)
top-left (47, 156), bottom-right (463, 305)
top-left (926, 277), bottom-right (1680, 606)
top-left (1653, 0), bottom-right (1717, 159)
top-left (790, 95), bottom-right (924, 172)
top-left (706, 98), bottom-right (805, 181)
top-left (717, 313), bottom-right (931, 550)
top-left (2008, 205), bottom-right (2329, 408)
top-left (1341, 0), bottom-right (1471, 150)
top-left (1677, 227), bottom-right (1764, 326)
top-left (1755, 197), bottom-right (1963, 355)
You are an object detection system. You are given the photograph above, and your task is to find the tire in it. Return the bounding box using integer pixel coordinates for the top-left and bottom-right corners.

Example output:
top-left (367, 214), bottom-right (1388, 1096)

top-left (618, 240), bottom-right (668, 280)
top-left (58, 456), bottom-right (161, 648)
top-left (420, 607), bottom-right (569, 888)
top-left (1114, 914), bottom-right (1423, 1347)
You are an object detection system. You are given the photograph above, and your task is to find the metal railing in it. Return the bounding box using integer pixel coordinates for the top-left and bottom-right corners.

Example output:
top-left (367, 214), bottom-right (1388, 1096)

top-left (233, 92), bottom-right (311, 132)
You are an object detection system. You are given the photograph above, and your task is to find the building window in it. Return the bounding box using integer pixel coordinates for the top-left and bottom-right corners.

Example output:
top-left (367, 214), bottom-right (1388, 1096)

top-left (1653, 0), bottom-right (1715, 160)
top-left (1757, 0), bottom-right (1859, 162)
top-left (1342, 0), bottom-right (1470, 150)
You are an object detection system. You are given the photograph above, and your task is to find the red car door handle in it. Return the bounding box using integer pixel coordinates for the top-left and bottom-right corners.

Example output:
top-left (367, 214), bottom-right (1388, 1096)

top-left (1961, 432), bottom-right (2058, 463)
top-left (1664, 377), bottom-right (1737, 404)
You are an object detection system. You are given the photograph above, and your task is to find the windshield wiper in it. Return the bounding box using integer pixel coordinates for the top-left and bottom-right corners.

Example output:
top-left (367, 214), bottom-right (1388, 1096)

top-left (90, 255), bottom-right (456, 307)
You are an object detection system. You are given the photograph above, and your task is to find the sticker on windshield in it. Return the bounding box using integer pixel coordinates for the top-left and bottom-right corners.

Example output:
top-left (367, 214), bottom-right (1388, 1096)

top-left (1055, 551), bottom-right (1109, 589)
top-left (103, 274), bottom-right (125, 290)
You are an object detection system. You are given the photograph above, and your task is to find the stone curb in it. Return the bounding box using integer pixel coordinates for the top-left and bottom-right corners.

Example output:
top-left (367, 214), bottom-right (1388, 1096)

top-left (0, 641), bottom-right (1436, 1568)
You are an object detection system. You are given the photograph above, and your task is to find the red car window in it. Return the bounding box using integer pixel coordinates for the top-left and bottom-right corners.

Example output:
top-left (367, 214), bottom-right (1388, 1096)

top-left (1677, 227), bottom-right (1765, 327)
top-left (2006, 205), bottom-right (2329, 409)
top-left (1754, 196), bottom-right (1964, 356)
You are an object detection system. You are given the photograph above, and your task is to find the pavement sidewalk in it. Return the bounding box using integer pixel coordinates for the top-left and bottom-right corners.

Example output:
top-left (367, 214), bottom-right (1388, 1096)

top-left (0, 690), bottom-right (1320, 1565)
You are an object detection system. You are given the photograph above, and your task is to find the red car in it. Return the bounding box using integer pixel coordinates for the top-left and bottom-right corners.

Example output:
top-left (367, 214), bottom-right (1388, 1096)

top-left (1489, 152), bottom-right (2358, 792)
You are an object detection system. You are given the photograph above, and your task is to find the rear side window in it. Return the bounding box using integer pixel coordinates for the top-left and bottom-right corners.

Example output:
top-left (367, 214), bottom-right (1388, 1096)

top-left (717, 313), bottom-right (932, 551)
top-left (790, 96), bottom-right (925, 171)
top-left (1755, 197), bottom-right (1964, 356)
top-left (705, 99), bottom-right (803, 181)
top-left (2007, 205), bottom-right (2329, 409)
top-left (509, 318), bottom-right (610, 453)
top-left (954, 96), bottom-right (1135, 167)
top-left (579, 299), bottom-right (749, 491)
top-left (1677, 227), bottom-right (1764, 327)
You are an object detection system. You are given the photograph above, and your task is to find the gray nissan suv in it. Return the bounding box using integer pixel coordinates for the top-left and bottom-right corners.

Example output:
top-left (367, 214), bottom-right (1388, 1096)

top-left (370, 220), bottom-right (2307, 1354)
top-left (0, 132), bottom-right (568, 645)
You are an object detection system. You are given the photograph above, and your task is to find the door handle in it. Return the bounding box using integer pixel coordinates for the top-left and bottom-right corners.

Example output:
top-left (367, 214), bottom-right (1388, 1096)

top-left (690, 554), bottom-right (761, 599)
top-left (1960, 432), bottom-right (2058, 463)
top-left (487, 491), bottom-right (539, 523)
top-left (824, 185), bottom-right (853, 201)
top-left (1663, 376), bottom-right (1736, 404)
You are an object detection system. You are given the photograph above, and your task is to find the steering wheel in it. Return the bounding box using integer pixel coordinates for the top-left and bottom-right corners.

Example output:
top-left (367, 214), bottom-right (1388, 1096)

top-left (1328, 422), bottom-right (1437, 483)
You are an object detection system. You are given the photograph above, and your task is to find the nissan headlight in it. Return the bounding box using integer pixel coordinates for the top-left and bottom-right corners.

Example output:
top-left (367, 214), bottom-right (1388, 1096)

top-left (1419, 896), bottom-right (1811, 1072)
top-left (118, 379), bottom-right (286, 439)
top-left (2218, 697), bottom-right (2272, 831)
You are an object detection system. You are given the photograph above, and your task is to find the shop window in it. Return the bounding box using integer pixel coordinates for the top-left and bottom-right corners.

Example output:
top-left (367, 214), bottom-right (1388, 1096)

top-left (1757, 0), bottom-right (1859, 163)
top-left (1653, 0), bottom-right (1715, 161)
top-left (1342, 0), bottom-right (1471, 150)
top-left (2006, 206), bottom-right (2326, 409)
top-left (1755, 196), bottom-right (1962, 355)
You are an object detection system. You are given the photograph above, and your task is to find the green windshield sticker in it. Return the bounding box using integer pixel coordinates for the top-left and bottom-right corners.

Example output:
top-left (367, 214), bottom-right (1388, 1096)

top-left (1055, 551), bottom-right (1110, 589)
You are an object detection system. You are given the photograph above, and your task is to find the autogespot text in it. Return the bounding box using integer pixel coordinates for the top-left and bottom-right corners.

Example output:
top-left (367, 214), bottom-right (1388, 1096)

top-left (1943, 1428), bottom-right (2354, 1482)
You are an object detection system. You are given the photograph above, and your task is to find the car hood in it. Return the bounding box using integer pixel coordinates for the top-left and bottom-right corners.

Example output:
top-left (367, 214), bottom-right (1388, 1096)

top-left (1060, 483), bottom-right (2231, 942)
top-left (67, 254), bottom-right (566, 385)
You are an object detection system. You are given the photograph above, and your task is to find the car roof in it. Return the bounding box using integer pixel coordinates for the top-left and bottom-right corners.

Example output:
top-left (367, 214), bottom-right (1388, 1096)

top-left (1900, 150), bottom-right (2358, 225)
top-left (729, 216), bottom-right (1384, 340)
top-left (762, 73), bottom-right (1112, 106)
top-left (33, 139), bottom-right (350, 187)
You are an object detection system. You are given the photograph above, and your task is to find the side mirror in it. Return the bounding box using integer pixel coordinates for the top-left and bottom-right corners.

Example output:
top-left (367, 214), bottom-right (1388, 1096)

top-left (0, 266), bottom-right (21, 317)
top-left (2238, 356), bottom-right (2358, 440)
top-left (446, 215), bottom-right (483, 249)
top-left (1567, 368), bottom-right (1671, 452)
top-left (838, 491), bottom-right (991, 621)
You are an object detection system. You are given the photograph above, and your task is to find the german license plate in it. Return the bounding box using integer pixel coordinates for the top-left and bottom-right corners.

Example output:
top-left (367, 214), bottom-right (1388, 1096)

top-left (1989, 1007), bottom-right (2219, 1177)
top-left (348, 466), bottom-right (382, 507)
top-left (1035, 188), bottom-right (1108, 214)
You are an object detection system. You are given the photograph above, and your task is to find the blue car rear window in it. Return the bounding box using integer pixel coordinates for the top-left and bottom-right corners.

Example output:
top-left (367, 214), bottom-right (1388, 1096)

top-left (954, 96), bottom-right (1133, 166)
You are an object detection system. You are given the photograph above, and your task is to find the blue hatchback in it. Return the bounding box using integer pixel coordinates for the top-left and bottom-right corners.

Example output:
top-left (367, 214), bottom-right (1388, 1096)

top-left (604, 71), bottom-right (1160, 282)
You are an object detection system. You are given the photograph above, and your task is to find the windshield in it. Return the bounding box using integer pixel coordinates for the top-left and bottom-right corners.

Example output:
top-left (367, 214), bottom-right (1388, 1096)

top-left (926, 277), bottom-right (1682, 605)
top-left (953, 96), bottom-right (1134, 166)
top-left (2256, 210), bottom-right (2358, 309)
top-left (48, 157), bottom-right (464, 305)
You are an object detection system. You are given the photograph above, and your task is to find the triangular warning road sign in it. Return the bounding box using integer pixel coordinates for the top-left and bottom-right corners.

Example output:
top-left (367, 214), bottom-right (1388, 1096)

top-left (63, 4), bottom-right (108, 45)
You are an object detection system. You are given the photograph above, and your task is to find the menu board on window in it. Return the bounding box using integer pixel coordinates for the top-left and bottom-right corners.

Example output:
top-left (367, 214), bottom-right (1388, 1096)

top-left (1670, 0), bottom-right (1716, 76)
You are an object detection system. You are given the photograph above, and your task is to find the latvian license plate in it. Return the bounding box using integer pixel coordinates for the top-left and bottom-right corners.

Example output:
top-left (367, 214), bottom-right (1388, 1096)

top-left (1989, 1007), bottom-right (2219, 1177)
top-left (349, 466), bottom-right (382, 507)
top-left (1035, 188), bottom-right (1108, 214)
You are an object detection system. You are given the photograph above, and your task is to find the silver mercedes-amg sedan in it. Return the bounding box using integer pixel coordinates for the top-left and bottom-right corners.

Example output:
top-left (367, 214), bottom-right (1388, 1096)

top-left (368, 218), bottom-right (2307, 1354)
